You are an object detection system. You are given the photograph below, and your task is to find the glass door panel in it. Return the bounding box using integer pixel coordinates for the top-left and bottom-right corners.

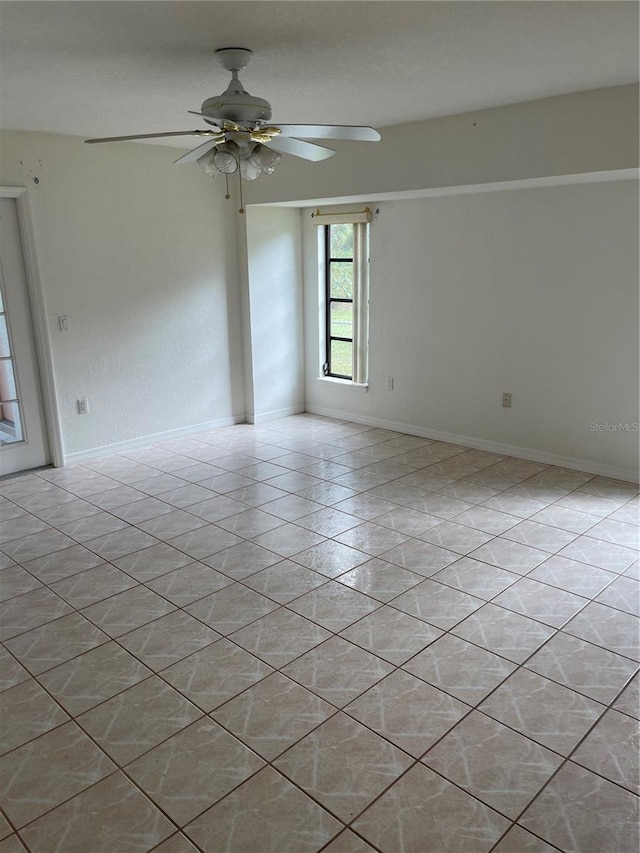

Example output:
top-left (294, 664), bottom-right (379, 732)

top-left (0, 195), bottom-right (49, 473)
top-left (0, 281), bottom-right (25, 445)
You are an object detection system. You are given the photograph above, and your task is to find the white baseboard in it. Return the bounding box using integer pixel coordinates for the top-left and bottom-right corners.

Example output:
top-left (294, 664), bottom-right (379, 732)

top-left (62, 404), bottom-right (639, 484)
top-left (246, 405), bottom-right (305, 425)
top-left (63, 414), bottom-right (246, 465)
top-left (306, 405), bottom-right (639, 484)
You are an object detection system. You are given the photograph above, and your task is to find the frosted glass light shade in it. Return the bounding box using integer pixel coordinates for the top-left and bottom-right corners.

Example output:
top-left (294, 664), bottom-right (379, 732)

top-left (239, 157), bottom-right (262, 181)
top-left (197, 149), bottom-right (218, 177)
top-left (213, 142), bottom-right (239, 174)
top-left (248, 144), bottom-right (282, 175)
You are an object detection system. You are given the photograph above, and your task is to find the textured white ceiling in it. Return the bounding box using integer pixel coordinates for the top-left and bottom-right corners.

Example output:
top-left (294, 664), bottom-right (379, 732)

top-left (0, 1), bottom-right (637, 147)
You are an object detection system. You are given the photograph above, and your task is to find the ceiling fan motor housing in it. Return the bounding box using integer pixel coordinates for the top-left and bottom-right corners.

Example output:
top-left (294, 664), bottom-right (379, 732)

top-left (200, 84), bottom-right (273, 127)
top-left (202, 47), bottom-right (272, 127)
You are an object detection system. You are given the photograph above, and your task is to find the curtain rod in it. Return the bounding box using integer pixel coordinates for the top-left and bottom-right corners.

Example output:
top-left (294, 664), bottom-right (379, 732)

top-left (311, 206), bottom-right (378, 218)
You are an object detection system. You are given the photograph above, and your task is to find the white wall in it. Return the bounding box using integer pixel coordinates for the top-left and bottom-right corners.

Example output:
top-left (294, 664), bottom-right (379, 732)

top-left (0, 130), bottom-right (245, 457)
top-left (247, 85), bottom-right (638, 206)
top-left (3, 84), bottom-right (637, 475)
top-left (303, 179), bottom-right (639, 480)
top-left (243, 207), bottom-right (304, 421)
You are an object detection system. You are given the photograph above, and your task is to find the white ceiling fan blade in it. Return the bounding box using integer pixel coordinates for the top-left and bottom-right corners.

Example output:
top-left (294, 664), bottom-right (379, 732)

top-left (85, 130), bottom-right (215, 144)
top-left (173, 139), bottom-right (220, 165)
top-left (273, 124), bottom-right (381, 142)
top-left (264, 136), bottom-right (335, 162)
top-left (187, 111), bottom-right (224, 130)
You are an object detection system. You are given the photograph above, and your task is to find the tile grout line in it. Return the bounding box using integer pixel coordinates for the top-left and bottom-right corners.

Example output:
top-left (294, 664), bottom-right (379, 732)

top-left (1, 418), bottom-right (638, 852)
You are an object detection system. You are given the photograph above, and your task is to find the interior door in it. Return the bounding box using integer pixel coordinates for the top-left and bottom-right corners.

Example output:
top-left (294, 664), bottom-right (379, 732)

top-left (0, 197), bottom-right (50, 475)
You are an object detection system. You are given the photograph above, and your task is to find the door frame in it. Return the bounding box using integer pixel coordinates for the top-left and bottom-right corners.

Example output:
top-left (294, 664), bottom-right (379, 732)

top-left (1, 186), bottom-right (64, 468)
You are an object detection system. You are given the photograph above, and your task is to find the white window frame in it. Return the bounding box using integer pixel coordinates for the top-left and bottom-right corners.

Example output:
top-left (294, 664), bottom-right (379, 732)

top-left (315, 210), bottom-right (371, 387)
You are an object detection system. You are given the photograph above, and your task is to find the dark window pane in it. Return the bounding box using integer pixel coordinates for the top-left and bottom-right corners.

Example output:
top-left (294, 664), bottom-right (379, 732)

top-left (330, 262), bottom-right (353, 298)
top-left (330, 302), bottom-right (353, 339)
top-left (330, 223), bottom-right (353, 258)
top-left (330, 339), bottom-right (353, 378)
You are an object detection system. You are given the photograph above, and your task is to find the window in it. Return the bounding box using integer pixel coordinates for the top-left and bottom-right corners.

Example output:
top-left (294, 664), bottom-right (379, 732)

top-left (322, 220), bottom-right (370, 383)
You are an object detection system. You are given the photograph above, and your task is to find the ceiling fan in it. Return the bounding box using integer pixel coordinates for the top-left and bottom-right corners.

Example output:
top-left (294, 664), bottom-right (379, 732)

top-left (85, 47), bottom-right (381, 209)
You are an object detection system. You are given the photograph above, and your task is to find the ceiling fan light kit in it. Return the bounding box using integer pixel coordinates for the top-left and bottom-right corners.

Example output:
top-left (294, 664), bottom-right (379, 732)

top-left (85, 47), bottom-right (381, 212)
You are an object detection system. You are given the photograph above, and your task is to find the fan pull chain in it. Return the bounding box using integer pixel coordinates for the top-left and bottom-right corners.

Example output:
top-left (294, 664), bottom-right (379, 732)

top-left (225, 174), bottom-right (231, 200)
top-left (238, 171), bottom-right (245, 214)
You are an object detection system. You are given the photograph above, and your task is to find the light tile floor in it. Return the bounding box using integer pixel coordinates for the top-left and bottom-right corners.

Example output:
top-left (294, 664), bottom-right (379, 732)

top-left (0, 414), bottom-right (638, 853)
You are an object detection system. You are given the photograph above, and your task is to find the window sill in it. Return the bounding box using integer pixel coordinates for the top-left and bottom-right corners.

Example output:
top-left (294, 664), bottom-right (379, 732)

top-left (316, 377), bottom-right (369, 390)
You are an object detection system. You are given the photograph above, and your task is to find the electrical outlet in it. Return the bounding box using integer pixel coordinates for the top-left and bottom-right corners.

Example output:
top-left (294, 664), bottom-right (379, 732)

top-left (77, 398), bottom-right (89, 415)
top-left (386, 377), bottom-right (394, 391)
top-left (502, 392), bottom-right (512, 408)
